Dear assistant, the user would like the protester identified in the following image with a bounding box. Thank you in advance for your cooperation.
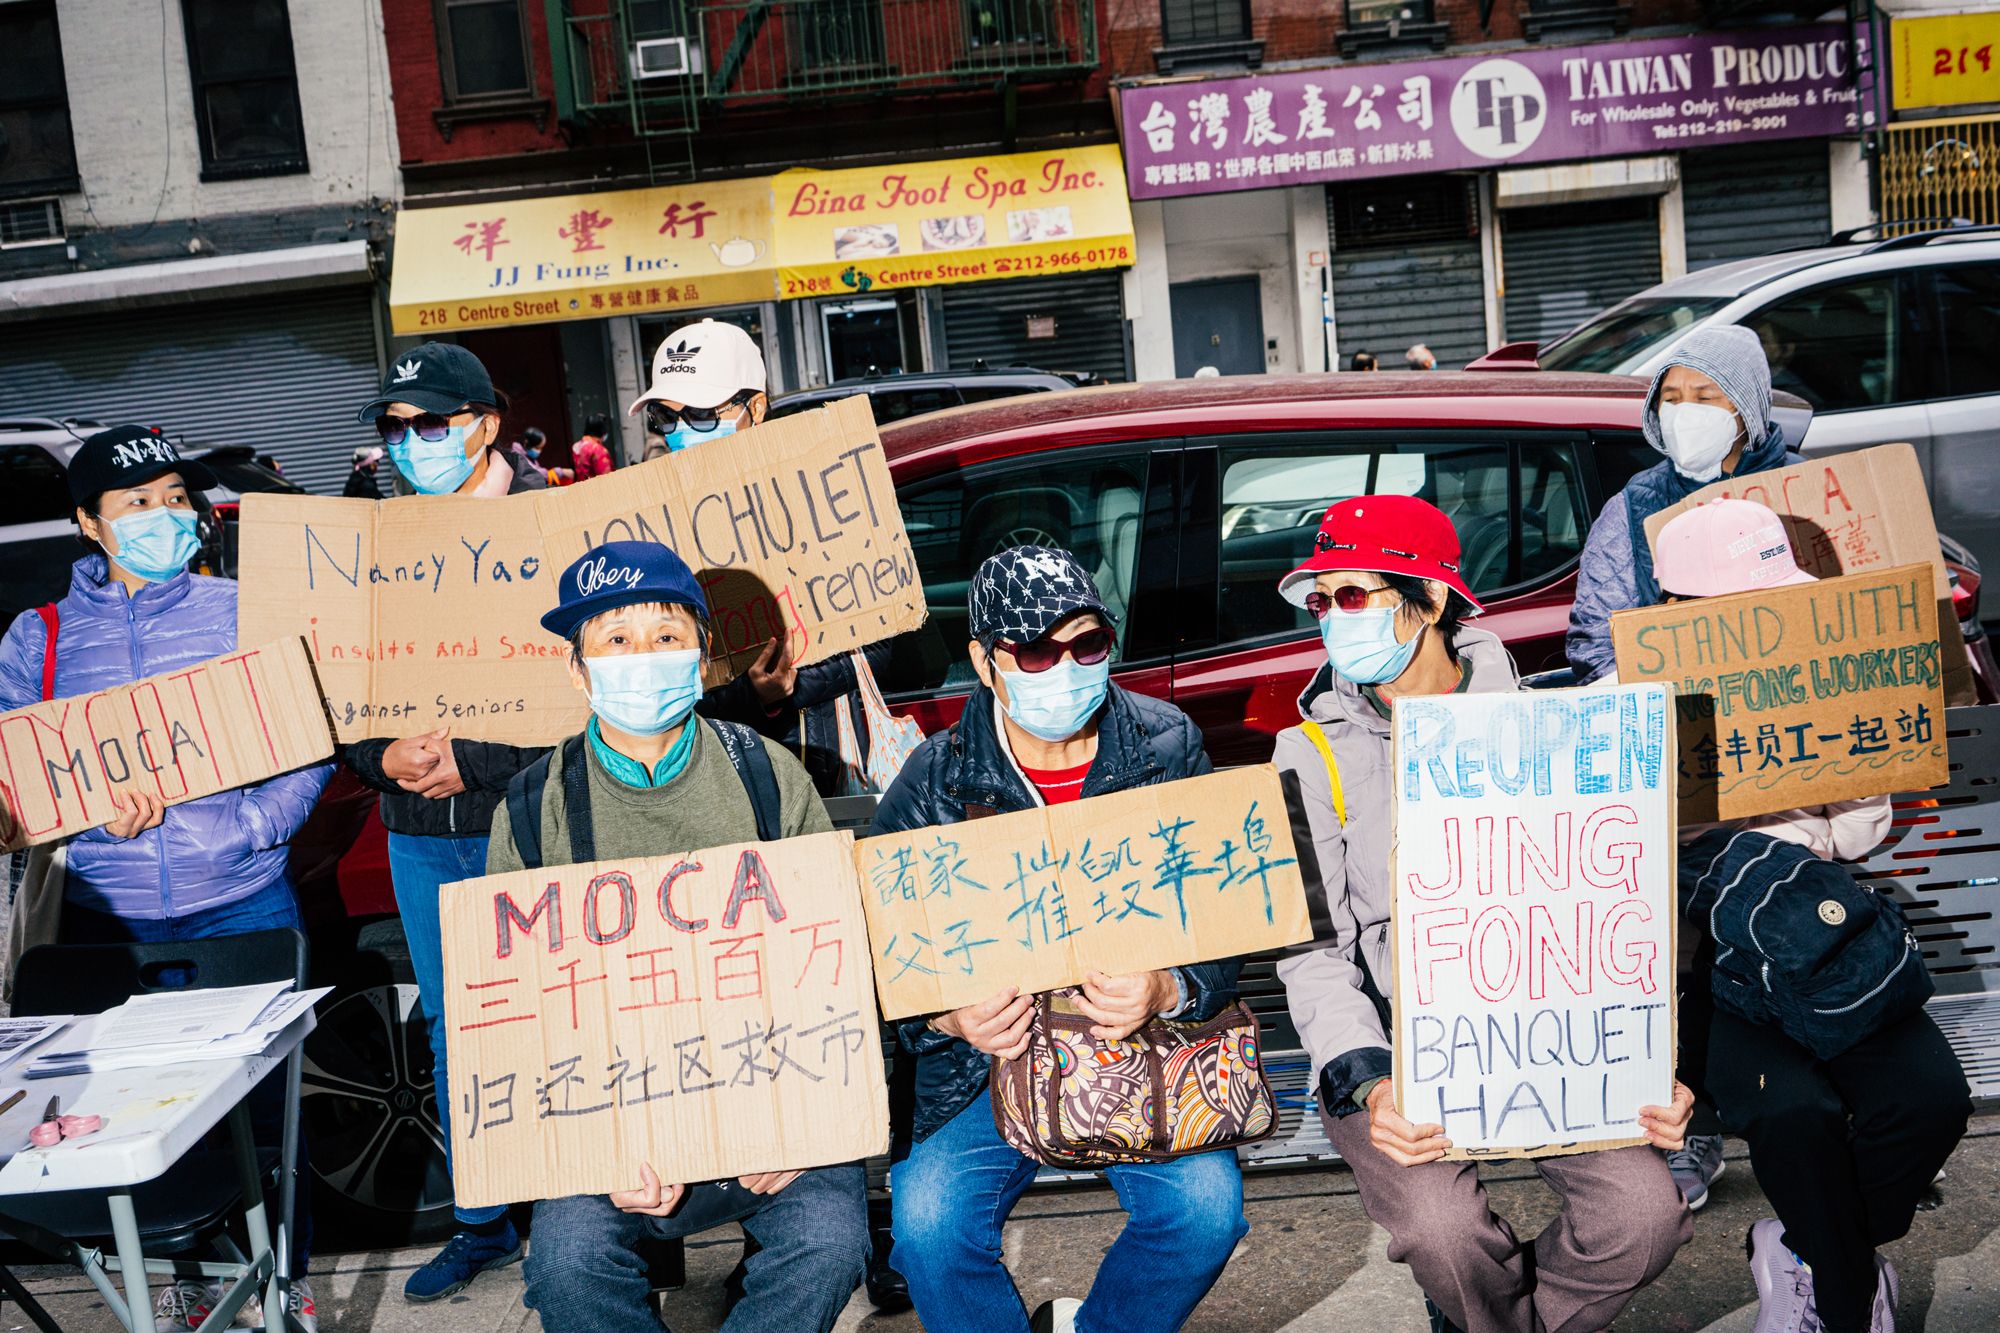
[493,541,867,1333]
[344,445,384,498]
[1404,343,1436,370]
[1349,350,1378,372]
[341,343,547,1302]
[872,545,1248,1333]
[571,413,615,479]
[0,425,333,1330]
[1652,499,1969,1333]
[1271,495,1694,1333]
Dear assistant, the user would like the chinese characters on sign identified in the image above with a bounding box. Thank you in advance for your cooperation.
[860,767,1312,1021]
[1391,684,1677,1158]
[441,830,889,1209]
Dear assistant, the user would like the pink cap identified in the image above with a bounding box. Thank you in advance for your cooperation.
[1655,498,1817,598]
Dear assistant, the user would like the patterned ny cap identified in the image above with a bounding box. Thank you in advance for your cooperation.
[967,545,1115,644]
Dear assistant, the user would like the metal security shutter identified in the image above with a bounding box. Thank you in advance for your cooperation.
[1501,198,1661,348]
[0,287,380,495]
[940,272,1131,382]
[1683,141,1831,270]
[1328,177,1487,370]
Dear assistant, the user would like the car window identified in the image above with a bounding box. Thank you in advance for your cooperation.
[1743,277,1908,413]
[1932,263,2000,398]
[1539,297,1732,374]
[958,383,1047,404]
[880,448,1154,695]
[1592,433,1659,502]
[0,447,72,527]
[1518,443,1586,583]
[869,387,961,422]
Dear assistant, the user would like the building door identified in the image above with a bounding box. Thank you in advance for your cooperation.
[459,325,573,461]
[1170,277,1263,377]
[819,294,920,380]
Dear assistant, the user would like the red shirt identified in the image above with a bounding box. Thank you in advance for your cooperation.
[572,436,613,479]
[1020,759,1092,805]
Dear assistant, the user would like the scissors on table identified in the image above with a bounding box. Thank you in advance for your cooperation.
[29,1095,101,1147]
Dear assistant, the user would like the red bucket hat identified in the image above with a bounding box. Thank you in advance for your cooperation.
[1277,494,1486,615]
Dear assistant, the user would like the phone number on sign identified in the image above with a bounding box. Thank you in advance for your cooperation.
[994,245,1133,275]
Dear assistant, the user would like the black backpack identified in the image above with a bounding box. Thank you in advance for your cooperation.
[504,718,783,870]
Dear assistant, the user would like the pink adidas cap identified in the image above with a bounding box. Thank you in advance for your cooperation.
[1655,498,1817,598]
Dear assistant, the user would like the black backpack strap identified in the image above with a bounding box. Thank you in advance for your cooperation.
[504,751,554,871]
[560,733,595,863]
[706,718,783,842]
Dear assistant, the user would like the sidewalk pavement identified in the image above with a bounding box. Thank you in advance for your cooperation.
[9,1117,1998,1331]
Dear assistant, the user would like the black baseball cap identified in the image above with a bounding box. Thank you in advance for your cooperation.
[355,341,496,421]
[67,425,216,506]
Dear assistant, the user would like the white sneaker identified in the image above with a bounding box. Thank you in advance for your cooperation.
[155,1280,212,1330]
[1871,1255,1899,1333]
[1032,1296,1082,1333]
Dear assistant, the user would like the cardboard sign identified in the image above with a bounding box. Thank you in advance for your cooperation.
[1390,684,1677,1158]
[860,766,1311,1021]
[1611,564,1947,823]
[0,638,334,853]
[238,396,927,745]
[439,829,888,1209]
[1639,443,1973,704]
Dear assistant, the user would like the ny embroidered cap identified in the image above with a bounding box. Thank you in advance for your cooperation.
[1654,497,1817,598]
[356,341,497,421]
[67,425,216,505]
[1278,494,1485,614]
[540,540,709,639]
[627,318,767,415]
[967,544,1115,646]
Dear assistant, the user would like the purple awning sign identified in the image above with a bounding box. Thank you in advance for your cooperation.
[1119,23,1862,200]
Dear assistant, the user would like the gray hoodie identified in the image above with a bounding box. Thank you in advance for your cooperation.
[1273,627,1521,1115]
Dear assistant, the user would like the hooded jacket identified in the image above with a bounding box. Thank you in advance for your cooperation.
[0,557,332,919]
[1273,627,1519,1114]
[869,681,1240,1142]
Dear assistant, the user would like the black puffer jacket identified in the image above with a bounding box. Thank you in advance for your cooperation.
[870,682,1241,1141]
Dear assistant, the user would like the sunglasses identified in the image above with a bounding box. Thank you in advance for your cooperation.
[373,411,468,446]
[997,626,1115,674]
[645,395,752,436]
[1304,585,1400,619]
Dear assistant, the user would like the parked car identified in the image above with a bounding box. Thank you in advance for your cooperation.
[1537,224,2000,596]
[766,364,1089,425]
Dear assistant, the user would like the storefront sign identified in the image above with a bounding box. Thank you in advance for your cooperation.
[389,178,778,335]
[1120,23,1859,199]
[1892,13,2000,111]
[772,146,1135,298]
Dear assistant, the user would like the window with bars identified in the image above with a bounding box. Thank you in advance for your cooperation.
[0,2,79,198]
[1161,0,1251,45]
[179,0,308,180]
[0,198,63,246]
[1331,176,1477,250]
[435,0,534,102]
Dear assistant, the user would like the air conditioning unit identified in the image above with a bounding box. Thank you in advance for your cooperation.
[631,36,703,80]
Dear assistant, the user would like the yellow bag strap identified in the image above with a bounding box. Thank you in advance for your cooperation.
[1299,720,1347,827]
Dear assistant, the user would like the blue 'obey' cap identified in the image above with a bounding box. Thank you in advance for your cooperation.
[541,541,709,639]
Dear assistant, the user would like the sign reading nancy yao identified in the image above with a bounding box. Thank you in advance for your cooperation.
[1390,683,1676,1158]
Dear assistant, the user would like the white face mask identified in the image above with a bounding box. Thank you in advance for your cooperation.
[1657,401,1740,482]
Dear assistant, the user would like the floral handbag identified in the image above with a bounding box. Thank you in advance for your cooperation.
[990,989,1277,1168]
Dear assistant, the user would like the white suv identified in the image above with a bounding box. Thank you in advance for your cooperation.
[1539,226,2000,589]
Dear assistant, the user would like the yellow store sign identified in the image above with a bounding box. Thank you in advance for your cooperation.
[387,147,1136,334]
[1894,13,2000,111]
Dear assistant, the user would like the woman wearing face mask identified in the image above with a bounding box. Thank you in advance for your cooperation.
[1271,496,1695,1333]
[870,545,1247,1333]
[1566,324,1793,687]
[0,425,334,1327]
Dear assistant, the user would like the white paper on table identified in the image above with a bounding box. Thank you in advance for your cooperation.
[80,981,292,1052]
[26,988,330,1076]
[0,1017,71,1072]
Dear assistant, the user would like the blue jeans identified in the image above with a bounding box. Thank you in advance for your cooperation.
[524,1165,868,1333]
[891,1090,1247,1333]
[385,831,506,1228]
[61,881,314,1275]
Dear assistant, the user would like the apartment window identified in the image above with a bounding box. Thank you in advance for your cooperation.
[0,2,80,197]
[1347,0,1434,24]
[180,0,308,180]
[436,0,533,102]
[1161,0,1250,46]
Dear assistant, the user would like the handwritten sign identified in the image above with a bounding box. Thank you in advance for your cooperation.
[439,830,888,1209]
[0,638,334,853]
[1611,564,1947,823]
[238,396,927,745]
[1390,684,1676,1158]
[860,766,1311,1021]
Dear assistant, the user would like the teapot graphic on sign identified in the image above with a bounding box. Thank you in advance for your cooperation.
[710,236,765,267]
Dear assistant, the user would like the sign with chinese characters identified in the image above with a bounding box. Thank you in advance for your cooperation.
[389,176,778,334]
[1611,565,1947,823]
[1893,13,2000,110]
[0,638,333,852]
[439,830,889,1209]
[859,766,1311,1021]
[1390,683,1676,1158]
[1119,24,1860,199]
[771,146,1135,298]
[239,396,926,745]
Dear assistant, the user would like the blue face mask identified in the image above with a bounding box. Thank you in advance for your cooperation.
[665,417,737,454]
[584,648,704,737]
[999,658,1111,743]
[1319,605,1423,685]
[107,507,201,583]
[388,427,479,494]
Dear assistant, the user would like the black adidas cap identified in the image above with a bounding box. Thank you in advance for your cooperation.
[356,341,497,421]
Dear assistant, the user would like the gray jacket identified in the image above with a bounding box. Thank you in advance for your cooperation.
[1273,628,1521,1115]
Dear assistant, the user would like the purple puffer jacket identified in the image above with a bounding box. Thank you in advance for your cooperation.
[0,557,332,920]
